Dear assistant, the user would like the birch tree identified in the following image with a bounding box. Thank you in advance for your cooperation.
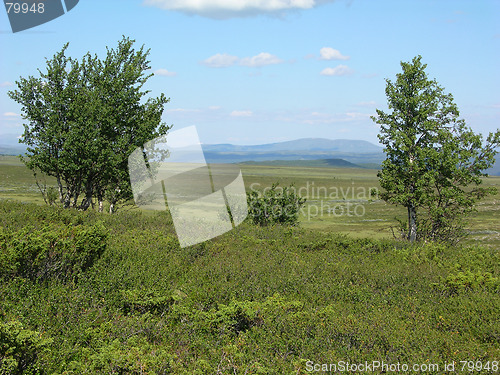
[9,36,170,212]
[372,56,499,243]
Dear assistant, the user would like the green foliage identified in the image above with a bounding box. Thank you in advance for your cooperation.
[119,288,177,315]
[0,201,498,373]
[8,36,171,212]
[369,187,379,199]
[247,183,306,226]
[442,271,499,293]
[373,55,500,243]
[0,222,107,281]
[45,187,58,206]
[70,336,174,374]
[0,320,52,375]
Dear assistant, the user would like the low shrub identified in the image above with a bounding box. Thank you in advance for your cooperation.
[247,183,306,226]
[0,320,52,375]
[0,222,107,282]
[120,288,177,315]
[439,270,499,294]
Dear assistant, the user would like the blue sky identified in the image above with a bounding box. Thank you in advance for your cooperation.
[1,0,499,147]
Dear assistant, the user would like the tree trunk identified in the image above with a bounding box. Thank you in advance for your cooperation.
[108,187,120,214]
[80,194,92,211]
[79,176,94,211]
[408,204,417,242]
[97,189,104,213]
[56,175,64,203]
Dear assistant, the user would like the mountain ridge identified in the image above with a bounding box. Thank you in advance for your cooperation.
[202,138,383,153]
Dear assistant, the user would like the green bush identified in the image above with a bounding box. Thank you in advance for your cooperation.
[46,187,58,206]
[247,183,306,226]
[440,270,499,294]
[120,288,177,315]
[0,320,52,375]
[72,336,174,374]
[0,222,107,281]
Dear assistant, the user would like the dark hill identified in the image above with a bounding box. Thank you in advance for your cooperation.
[239,158,363,168]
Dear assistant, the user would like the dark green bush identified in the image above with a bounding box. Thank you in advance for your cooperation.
[438,270,499,294]
[247,183,306,226]
[120,288,177,315]
[0,222,107,281]
[0,320,52,375]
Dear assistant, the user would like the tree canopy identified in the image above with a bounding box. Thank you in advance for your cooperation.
[372,55,500,243]
[8,36,171,212]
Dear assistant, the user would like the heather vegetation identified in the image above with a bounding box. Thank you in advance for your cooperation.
[0,199,499,374]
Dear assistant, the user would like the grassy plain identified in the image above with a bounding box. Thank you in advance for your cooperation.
[1,154,499,247]
[238,163,500,248]
[1,154,499,373]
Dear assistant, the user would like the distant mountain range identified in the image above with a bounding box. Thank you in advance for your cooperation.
[202,138,383,153]
[202,138,500,176]
[202,138,386,167]
[0,144,26,156]
[2,138,499,175]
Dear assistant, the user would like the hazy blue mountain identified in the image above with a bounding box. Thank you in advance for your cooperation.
[487,155,500,176]
[0,144,26,156]
[202,138,383,153]
[2,138,498,175]
[202,139,500,176]
[201,138,385,166]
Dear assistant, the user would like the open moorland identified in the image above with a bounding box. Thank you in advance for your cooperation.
[1,155,499,374]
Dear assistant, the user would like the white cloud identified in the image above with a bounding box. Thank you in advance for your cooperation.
[356,101,376,107]
[320,65,353,76]
[239,52,283,67]
[202,52,284,68]
[230,110,253,117]
[0,82,13,87]
[3,112,19,117]
[143,0,320,18]
[154,69,177,76]
[319,47,349,60]
[201,53,239,68]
